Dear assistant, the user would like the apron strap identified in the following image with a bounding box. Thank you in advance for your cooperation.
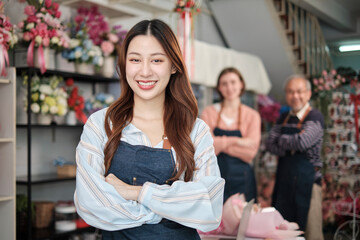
[216,103,242,130]
[282,106,312,129]
[162,135,171,150]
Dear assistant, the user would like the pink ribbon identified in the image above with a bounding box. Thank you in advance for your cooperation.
[27,40,35,67]
[177,9,195,80]
[0,44,9,76]
[27,40,47,74]
[38,44,46,74]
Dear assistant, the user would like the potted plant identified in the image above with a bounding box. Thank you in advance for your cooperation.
[16,194,35,235]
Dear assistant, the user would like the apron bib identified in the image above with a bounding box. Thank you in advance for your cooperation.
[272,107,314,231]
[213,104,257,202]
[102,141,200,240]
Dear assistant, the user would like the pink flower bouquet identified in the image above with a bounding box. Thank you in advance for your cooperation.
[312,69,346,93]
[0,1,18,76]
[18,0,69,73]
[257,94,281,123]
[74,6,127,57]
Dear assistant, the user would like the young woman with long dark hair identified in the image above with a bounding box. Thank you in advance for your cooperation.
[74,19,224,240]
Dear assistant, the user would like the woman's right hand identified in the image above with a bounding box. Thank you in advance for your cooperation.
[106,173,142,201]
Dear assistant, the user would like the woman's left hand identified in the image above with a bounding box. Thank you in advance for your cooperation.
[105,173,142,201]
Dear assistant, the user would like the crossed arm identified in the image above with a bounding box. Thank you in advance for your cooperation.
[74,114,224,232]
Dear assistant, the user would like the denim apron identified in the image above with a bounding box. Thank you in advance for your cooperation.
[272,107,314,231]
[213,105,257,203]
[102,140,200,240]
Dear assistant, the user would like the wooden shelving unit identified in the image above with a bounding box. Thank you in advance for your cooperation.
[17,67,118,240]
[0,67,16,240]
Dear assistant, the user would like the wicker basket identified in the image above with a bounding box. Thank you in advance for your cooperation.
[57,165,76,177]
[33,201,55,228]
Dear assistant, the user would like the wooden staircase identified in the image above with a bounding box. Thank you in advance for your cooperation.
[273,0,333,77]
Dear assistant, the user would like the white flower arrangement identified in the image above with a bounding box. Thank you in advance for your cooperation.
[24,74,68,116]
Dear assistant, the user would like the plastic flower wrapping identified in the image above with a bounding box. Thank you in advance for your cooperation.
[0,1,18,76]
[62,78,87,124]
[23,74,68,116]
[84,93,115,116]
[61,9,103,67]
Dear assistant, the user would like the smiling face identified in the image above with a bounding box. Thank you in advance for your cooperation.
[217,72,243,101]
[285,77,312,113]
[126,35,175,103]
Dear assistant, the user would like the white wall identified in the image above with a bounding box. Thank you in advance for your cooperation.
[209,0,295,102]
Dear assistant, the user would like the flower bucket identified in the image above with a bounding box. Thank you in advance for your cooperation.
[53,115,65,125]
[66,111,77,125]
[37,114,52,125]
[75,62,94,75]
[55,53,75,72]
[34,47,55,70]
[100,56,115,78]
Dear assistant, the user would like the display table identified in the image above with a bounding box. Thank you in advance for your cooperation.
[199,200,305,240]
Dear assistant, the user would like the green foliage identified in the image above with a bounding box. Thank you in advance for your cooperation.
[16,194,35,218]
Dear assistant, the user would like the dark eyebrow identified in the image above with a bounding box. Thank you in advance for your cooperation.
[127,52,166,57]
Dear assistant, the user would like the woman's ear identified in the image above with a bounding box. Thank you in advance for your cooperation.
[171,66,177,74]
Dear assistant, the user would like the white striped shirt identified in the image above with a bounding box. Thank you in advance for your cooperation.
[74,108,225,232]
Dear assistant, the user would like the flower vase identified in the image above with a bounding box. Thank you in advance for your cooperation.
[34,47,55,70]
[55,53,75,72]
[53,115,65,125]
[37,114,52,125]
[66,111,77,125]
[75,62,94,75]
[100,56,115,78]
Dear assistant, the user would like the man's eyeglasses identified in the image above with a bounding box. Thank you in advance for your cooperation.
[286,89,308,95]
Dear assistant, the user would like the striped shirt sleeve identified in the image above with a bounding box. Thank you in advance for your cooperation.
[138,119,225,232]
[74,109,162,231]
[277,120,324,151]
[265,124,286,156]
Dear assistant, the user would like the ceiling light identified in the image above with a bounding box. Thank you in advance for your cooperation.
[339,44,360,52]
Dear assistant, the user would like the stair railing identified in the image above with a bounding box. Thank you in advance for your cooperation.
[275,0,333,77]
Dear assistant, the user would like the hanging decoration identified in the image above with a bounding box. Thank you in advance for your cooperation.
[174,0,201,80]
[0,1,18,76]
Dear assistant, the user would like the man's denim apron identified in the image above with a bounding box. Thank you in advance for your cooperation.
[272,108,314,231]
[213,127,257,203]
[102,141,200,240]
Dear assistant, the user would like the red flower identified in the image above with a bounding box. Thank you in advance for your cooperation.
[45,0,52,9]
[66,78,74,86]
[52,2,59,11]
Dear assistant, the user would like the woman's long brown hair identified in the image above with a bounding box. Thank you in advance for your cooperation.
[104,19,198,182]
